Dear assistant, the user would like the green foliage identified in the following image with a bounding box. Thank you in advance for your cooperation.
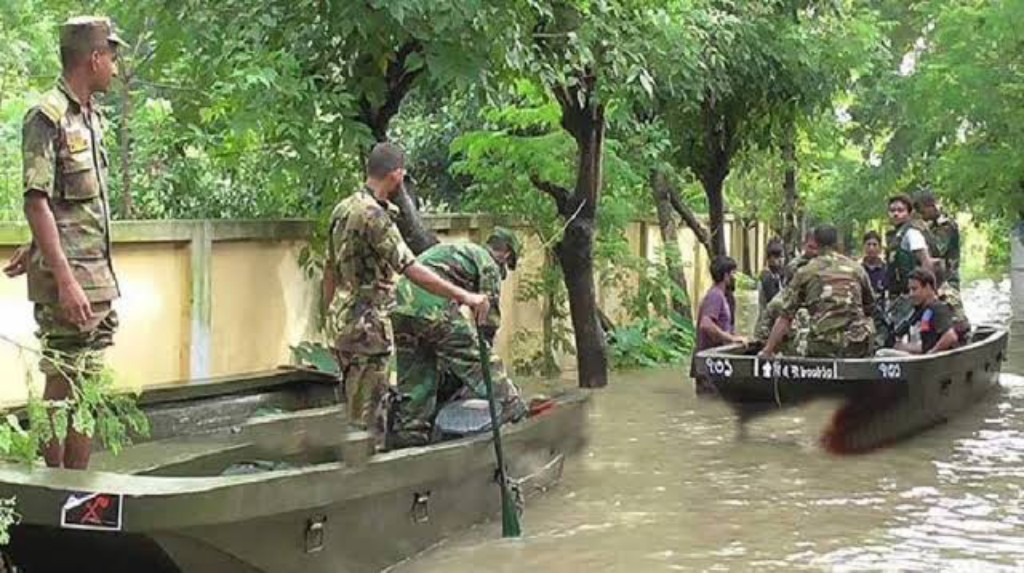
[290,341,341,376]
[23,351,150,458]
[610,315,695,370]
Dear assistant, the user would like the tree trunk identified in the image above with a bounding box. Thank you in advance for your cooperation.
[782,124,798,258]
[704,171,728,259]
[391,183,439,256]
[541,249,562,376]
[651,170,693,321]
[120,72,134,219]
[698,93,733,260]
[740,220,754,275]
[555,219,606,388]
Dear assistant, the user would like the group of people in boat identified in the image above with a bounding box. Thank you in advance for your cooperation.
[693,191,969,391]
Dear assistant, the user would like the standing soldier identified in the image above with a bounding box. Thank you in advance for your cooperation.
[760,225,875,359]
[917,190,961,288]
[389,229,527,448]
[16,17,128,469]
[323,143,489,448]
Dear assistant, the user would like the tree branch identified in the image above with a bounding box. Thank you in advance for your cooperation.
[530,174,572,215]
[667,183,713,257]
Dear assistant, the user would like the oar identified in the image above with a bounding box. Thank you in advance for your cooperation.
[476,329,522,538]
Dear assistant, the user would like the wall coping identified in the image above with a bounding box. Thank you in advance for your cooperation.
[0,211,733,246]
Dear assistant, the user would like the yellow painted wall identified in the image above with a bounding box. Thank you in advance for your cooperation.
[0,217,763,405]
[209,240,318,377]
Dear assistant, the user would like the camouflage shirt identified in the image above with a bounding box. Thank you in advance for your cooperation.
[23,78,119,303]
[327,188,416,355]
[938,282,970,333]
[929,215,961,286]
[779,251,875,349]
[394,242,503,337]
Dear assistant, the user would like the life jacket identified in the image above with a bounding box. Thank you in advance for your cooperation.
[885,219,935,296]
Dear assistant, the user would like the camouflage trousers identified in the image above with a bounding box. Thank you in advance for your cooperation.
[390,313,524,448]
[34,302,118,378]
[335,351,391,443]
[753,297,809,356]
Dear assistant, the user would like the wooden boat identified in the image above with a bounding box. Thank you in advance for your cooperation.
[694,324,1009,453]
[0,368,589,573]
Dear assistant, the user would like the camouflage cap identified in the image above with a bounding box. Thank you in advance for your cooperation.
[487,227,522,270]
[60,16,128,52]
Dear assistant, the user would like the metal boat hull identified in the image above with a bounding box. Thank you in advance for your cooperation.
[1,370,589,572]
[695,325,1009,453]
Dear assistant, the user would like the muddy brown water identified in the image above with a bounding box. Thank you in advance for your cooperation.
[394,279,1023,572]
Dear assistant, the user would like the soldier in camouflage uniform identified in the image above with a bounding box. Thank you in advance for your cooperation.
[14,17,127,469]
[752,233,819,351]
[760,225,875,358]
[916,190,961,288]
[323,143,488,448]
[389,229,527,448]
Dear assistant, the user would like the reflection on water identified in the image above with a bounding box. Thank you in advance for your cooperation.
[395,280,1024,573]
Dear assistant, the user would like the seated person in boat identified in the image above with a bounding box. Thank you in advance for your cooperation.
[389,229,527,448]
[691,256,747,393]
[757,240,785,313]
[934,260,970,337]
[890,268,963,354]
[760,225,876,358]
[861,230,887,298]
[785,231,821,282]
[752,232,820,346]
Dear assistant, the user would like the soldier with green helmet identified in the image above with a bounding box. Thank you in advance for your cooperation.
[388,228,527,448]
[323,142,489,449]
[10,16,128,469]
[760,225,876,358]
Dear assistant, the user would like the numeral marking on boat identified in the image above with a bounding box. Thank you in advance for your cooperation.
[705,357,733,377]
[877,363,902,379]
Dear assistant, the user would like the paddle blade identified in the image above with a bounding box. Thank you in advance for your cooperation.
[500,490,522,538]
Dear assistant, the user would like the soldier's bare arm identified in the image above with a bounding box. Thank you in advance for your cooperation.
[22,113,92,324]
[367,204,490,322]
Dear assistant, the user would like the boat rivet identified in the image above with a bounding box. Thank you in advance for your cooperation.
[305,514,327,553]
[411,491,431,524]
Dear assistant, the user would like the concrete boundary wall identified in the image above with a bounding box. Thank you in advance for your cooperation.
[0,215,765,404]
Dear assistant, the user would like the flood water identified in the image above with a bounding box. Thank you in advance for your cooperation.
[394,279,1023,573]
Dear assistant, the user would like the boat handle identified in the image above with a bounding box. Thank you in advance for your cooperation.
[305,515,327,553]
[411,491,431,524]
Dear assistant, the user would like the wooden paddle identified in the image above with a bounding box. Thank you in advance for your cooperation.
[476,330,522,538]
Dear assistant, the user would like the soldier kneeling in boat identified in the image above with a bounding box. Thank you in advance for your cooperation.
[881,268,963,355]
[388,229,528,449]
[752,232,820,354]
[759,225,876,359]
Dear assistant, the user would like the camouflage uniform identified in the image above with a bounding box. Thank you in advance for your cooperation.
[938,282,970,336]
[929,215,961,288]
[24,48,124,377]
[390,239,525,448]
[753,254,813,352]
[778,251,875,358]
[327,188,416,440]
